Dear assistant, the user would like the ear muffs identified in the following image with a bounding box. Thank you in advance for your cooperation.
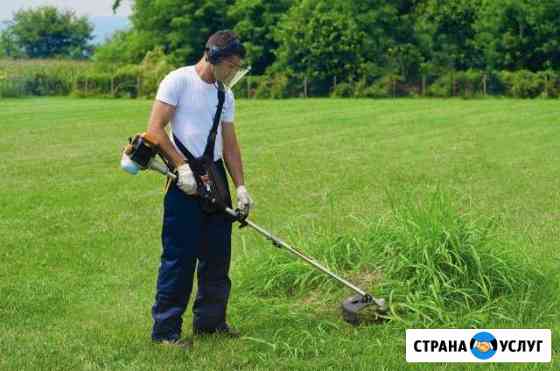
[206,45,222,65]
[205,38,245,65]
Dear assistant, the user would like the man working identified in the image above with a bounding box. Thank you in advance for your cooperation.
[145,30,253,347]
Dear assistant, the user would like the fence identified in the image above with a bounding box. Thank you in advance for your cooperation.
[236,70,560,99]
[2,69,559,99]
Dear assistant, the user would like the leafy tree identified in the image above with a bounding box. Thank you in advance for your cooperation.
[475,0,560,71]
[413,0,483,70]
[228,0,293,75]
[1,6,93,59]
[0,27,23,58]
[273,0,367,94]
[93,30,157,67]
[354,0,425,80]
[127,0,234,65]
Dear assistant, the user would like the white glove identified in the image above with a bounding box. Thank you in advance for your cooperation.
[176,163,197,195]
[236,185,254,215]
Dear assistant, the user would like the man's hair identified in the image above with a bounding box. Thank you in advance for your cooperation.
[205,30,246,61]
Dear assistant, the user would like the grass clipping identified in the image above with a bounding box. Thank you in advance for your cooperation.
[238,190,544,326]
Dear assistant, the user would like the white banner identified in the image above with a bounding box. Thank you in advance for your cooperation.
[406,329,551,363]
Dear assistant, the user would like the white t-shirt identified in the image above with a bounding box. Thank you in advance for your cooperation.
[156,65,235,160]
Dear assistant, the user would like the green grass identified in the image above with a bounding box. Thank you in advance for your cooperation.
[1,97,559,370]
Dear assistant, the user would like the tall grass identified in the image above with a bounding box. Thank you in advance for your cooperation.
[376,189,545,326]
[238,188,551,327]
[0,59,93,97]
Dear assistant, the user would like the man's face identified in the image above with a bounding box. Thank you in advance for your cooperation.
[213,55,243,82]
[212,55,250,89]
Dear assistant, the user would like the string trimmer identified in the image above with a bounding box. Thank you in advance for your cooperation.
[121,133,387,324]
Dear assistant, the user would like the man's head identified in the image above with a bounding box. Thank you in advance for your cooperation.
[205,30,250,89]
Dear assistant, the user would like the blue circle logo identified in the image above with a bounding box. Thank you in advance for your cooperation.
[470,332,498,360]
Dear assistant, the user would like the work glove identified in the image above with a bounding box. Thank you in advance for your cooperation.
[176,163,197,195]
[236,185,254,217]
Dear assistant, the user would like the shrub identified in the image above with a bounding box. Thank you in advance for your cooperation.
[254,72,299,99]
[72,72,112,97]
[499,70,544,98]
[538,70,560,98]
[0,78,25,97]
[330,82,353,97]
[23,72,71,96]
[138,47,175,98]
[113,64,140,98]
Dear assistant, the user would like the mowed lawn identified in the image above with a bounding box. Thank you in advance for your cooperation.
[0,97,558,370]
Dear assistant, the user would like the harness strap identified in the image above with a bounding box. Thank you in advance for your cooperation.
[173,82,226,164]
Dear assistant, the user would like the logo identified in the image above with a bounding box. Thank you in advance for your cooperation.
[470,332,498,360]
[406,329,551,363]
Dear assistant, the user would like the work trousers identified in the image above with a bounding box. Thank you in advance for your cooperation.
[151,160,233,341]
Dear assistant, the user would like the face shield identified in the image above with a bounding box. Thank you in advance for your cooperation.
[214,59,251,90]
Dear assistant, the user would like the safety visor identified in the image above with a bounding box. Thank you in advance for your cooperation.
[222,63,251,90]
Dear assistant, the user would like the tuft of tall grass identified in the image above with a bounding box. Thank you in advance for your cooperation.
[237,188,550,327]
[374,189,544,326]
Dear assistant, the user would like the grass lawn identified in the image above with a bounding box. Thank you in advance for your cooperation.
[1,97,558,370]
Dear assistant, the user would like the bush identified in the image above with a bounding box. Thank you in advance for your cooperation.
[113,64,140,98]
[330,82,353,97]
[23,72,71,96]
[427,73,451,97]
[0,78,25,97]
[138,47,175,98]
[72,72,112,97]
[351,75,408,98]
[428,70,486,98]
[459,69,483,98]
[254,72,299,99]
[538,70,560,98]
[499,70,544,98]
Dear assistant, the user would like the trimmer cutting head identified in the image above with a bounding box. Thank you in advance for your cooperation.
[341,294,388,325]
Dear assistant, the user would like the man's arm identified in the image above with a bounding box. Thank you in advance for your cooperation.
[222,121,244,187]
[146,100,186,169]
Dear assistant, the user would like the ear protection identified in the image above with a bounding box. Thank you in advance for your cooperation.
[205,37,245,65]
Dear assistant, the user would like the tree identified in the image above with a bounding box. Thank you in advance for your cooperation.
[2,6,93,59]
[128,0,234,65]
[475,0,560,71]
[93,30,157,66]
[0,26,23,58]
[413,0,484,71]
[351,0,424,80]
[273,0,368,94]
[228,0,294,75]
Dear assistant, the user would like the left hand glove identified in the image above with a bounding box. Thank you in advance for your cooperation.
[236,185,254,216]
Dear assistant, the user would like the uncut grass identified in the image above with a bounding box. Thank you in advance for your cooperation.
[238,188,553,328]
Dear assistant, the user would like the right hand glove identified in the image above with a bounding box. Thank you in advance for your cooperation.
[176,163,197,195]
[236,185,254,217]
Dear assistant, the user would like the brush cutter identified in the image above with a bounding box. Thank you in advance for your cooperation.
[120,134,387,324]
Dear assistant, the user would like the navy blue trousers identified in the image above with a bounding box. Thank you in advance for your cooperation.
[151,160,233,341]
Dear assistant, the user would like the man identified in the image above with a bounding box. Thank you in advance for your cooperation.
[145,30,253,347]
